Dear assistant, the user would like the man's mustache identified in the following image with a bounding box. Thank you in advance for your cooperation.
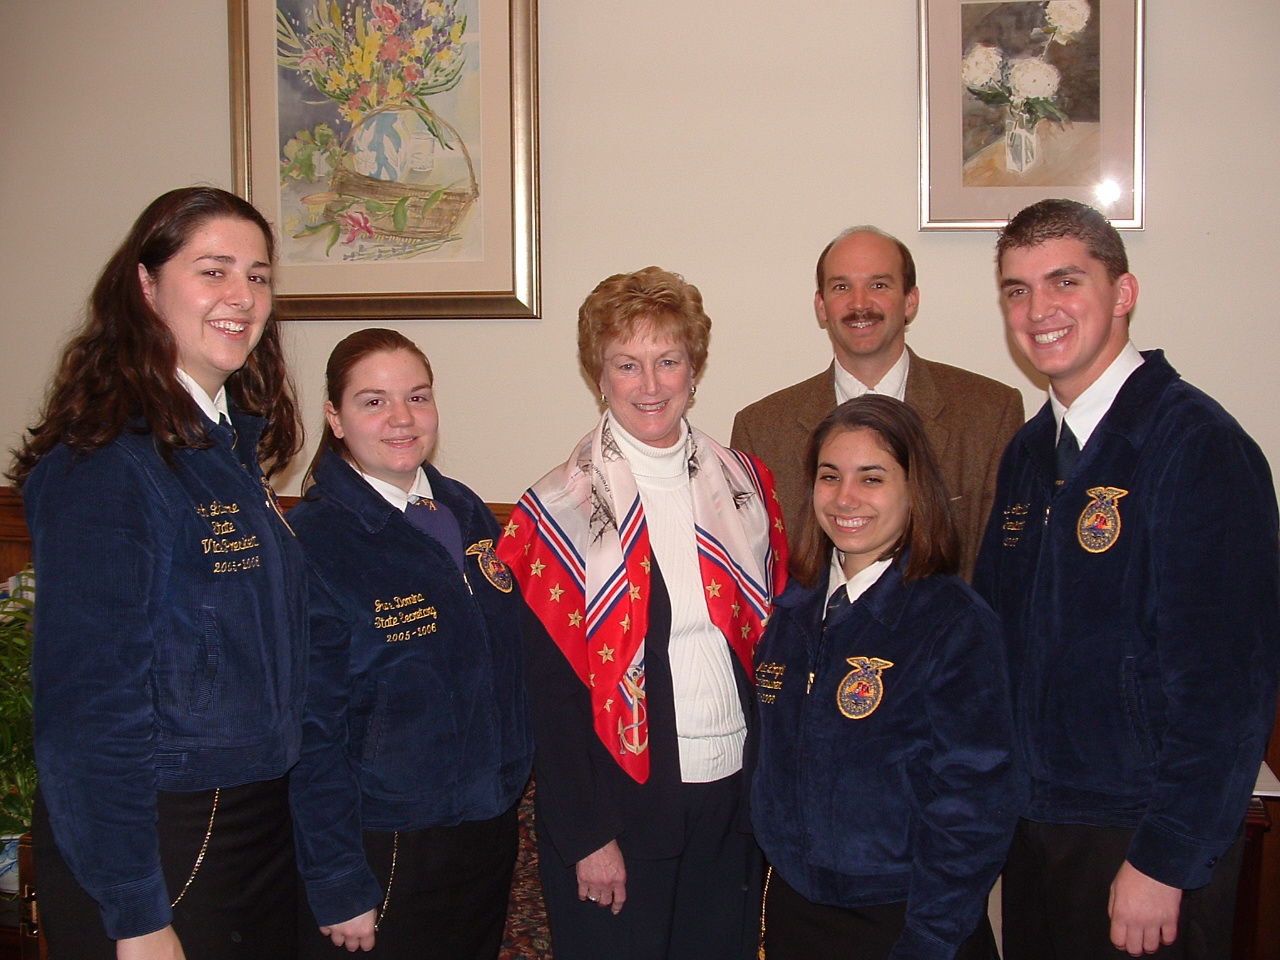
[840,309,885,324]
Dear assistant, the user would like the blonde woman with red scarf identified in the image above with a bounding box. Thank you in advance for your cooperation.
[500,267,787,960]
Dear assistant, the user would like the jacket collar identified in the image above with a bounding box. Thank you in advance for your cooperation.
[1089,349,1178,446]
[789,365,837,438]
[165,407,266,467]
[775,558,909,631]
[901,346,942,421]
[1018,349,1179,479]
[793,347,944,458]
[902,347,953,461]
[310,448,475,536]
[812,347,936,416]
[812,347,950,462]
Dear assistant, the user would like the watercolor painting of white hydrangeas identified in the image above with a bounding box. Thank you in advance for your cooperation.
[960,0,1096,176]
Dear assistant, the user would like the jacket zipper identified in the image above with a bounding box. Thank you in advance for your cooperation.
[807,603,835,695]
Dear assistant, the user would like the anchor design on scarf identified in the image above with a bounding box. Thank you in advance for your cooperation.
[616,661,648,756]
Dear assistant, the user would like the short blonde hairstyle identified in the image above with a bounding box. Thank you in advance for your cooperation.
[577,266,711,384]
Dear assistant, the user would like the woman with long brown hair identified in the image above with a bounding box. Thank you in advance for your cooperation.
[9,186,306,959]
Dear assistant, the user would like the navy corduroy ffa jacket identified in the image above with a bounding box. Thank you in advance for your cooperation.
[752,563,1017,960]
[26,412,307,940]
[287,450,533,927]
[974,350,1280,890]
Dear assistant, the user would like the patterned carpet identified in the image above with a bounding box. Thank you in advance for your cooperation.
[500,778,552,959]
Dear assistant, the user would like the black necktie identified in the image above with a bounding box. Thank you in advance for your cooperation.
[825,585,850,624]
[1056,422,1080,483]
[405,497,465,571]
[211,415,249,471]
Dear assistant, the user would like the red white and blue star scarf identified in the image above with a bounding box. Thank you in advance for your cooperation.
[498,414,788,783]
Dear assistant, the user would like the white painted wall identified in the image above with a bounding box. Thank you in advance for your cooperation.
[2,1,1277,500]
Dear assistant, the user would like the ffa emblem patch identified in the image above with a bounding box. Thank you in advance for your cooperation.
[836,657,894,719]
[466,539,514,593]
[1077,486,1129,553]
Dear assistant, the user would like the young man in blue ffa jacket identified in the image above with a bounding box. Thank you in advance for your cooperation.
[974,198,1280,959]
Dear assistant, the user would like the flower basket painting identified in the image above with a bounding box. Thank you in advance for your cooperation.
[276,0,480,258]
[919,0,1143,229]
[231,0,540,319]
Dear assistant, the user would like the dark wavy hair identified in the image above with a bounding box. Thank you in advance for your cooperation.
[303,328,434,490]
[8,187,300,486]
[790,395,959,588]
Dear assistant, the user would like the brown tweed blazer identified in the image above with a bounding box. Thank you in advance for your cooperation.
[730,347,1025,581]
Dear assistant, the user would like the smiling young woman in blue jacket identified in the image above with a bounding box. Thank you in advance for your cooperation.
[287,329,533,959]
[751,396,1018,960]
[9,187,306,959]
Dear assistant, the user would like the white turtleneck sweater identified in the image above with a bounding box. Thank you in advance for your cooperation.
[609,414,746,783]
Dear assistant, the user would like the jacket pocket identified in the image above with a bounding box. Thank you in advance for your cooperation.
[360,681,389,763]
[189,606,221,715]
[359,665,461,803]
[1119,656,1157,767]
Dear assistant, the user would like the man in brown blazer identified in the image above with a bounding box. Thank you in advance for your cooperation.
[731,226,1024,580]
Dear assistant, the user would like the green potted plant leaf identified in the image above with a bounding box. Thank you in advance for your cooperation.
[0,572,35,896]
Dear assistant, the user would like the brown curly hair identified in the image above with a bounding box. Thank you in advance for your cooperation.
[577,267,711,386]
[996,198,1129,281]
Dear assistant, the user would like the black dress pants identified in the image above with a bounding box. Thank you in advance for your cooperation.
[298,802,519,960]
[34,779,297,959]
[1001,818,1244,960]
[539,772,762,960]
[761,867,999,960]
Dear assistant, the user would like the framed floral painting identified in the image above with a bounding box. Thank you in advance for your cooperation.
[919,0,1144,230]
[229,0,540,318]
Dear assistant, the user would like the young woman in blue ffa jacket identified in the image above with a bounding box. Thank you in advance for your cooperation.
[287,329,533,958]
[9,187,307,959]
[751,396,1018,960]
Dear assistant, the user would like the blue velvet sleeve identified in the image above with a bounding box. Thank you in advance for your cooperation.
[26,445,172,939]
[1128,422,1280,887]
[896,595,1018,959]
[288,566,384,928]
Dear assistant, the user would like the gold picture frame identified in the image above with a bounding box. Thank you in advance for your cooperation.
[229,0,540,318]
